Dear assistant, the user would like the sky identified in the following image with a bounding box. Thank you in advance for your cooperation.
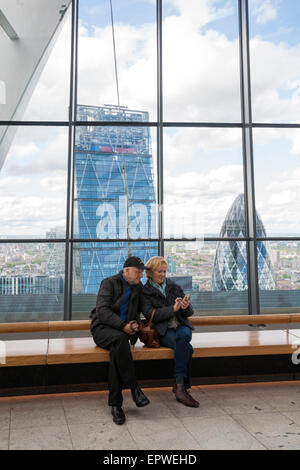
[1,0,300,238]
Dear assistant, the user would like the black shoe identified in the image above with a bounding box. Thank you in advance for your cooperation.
[111,406,126,425]
[131,385,150,407]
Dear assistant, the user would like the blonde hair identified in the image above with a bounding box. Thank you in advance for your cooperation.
[145,256,168,279]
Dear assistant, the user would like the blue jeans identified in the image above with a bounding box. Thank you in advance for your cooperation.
[159,325,193,389]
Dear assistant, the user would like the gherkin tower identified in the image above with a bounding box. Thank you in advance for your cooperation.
[211,194,276,291]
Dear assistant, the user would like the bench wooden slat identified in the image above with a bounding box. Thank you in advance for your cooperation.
[47,337,174,364]
[1,330,299,368]
[0,339,48,367]
[191,314,300,326]
[46,330,299,365]
[192,330,295,357]
[2,313,300,334]
[48,320,91,331]
[0,322,49,333]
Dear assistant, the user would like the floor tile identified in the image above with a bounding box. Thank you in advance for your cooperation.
[126,417,201,450]
[0,428,9,450]
[9,425,73,450]
[181,415,266,450]
[201,388,275,415]
[2,382,300,450]
[232,411,300,450]
[252,385,300,411]
[281,410,300,426]
[122,389,175,421]
[10,397,67,429]
[62,393,111,424]
[69,421,138,450]
[0,401,11,429]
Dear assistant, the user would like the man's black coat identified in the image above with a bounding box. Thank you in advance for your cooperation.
[90,271,142,344]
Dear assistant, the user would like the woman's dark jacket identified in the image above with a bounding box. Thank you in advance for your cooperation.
[90,271,142,345]
[142,278,194,337]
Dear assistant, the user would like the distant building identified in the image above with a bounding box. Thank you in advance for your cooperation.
[168,276,192,291]
[167,255,176,274]
[74,104,158,293]
[0,275,63,295]
[212,194,276,291]
[46,227,65,276]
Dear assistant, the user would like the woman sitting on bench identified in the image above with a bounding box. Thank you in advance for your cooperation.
[142,256,199,408]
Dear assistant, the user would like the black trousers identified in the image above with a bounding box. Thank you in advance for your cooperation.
[92,326,137,406]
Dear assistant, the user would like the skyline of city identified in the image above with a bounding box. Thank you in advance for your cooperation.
[2,237,300,294]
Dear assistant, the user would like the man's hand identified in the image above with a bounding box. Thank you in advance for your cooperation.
[123,321,139,335]
[129,320,140,332]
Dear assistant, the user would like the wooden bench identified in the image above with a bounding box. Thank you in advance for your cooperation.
[1,314,300,367]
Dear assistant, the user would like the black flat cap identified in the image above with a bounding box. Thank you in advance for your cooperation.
[123,256,150,270]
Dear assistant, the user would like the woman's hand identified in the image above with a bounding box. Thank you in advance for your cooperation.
[173,297,183,312]
[180,296,190,310]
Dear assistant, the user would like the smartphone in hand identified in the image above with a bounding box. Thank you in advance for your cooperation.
[182,294,190,302]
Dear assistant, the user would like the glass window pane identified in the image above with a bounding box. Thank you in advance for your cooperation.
[165,241,248,315]
[74,118,158,242]
[0,242,65,322]
[253,128,300,237]
[163,128,244,238]
[163,0,240,122]
[72,242,158,313]
[0,0,71,121]
[0,126,68,238]
[259,240,300,312]
[77,0,156,121]
[249,0,300,123]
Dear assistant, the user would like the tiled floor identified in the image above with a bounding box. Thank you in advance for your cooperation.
[2,381,300,450]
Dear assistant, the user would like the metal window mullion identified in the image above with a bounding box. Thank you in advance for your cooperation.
[239,0,260,315]
[64,0,78,321]
[157,0,164,256]
[69,0,79,320]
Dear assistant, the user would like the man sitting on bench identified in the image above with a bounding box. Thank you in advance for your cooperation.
[90,256,150,425]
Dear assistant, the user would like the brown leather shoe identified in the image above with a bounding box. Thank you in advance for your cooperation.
[172,384,200,407]
[173,384,199,408]
[185,389,200,407]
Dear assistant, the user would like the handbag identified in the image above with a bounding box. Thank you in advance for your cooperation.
[138,309,160,348]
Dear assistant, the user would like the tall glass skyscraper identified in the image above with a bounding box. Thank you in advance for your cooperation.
[74,105,158,293]
[212,194,276,291]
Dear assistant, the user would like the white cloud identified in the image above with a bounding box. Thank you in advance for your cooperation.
[4,129,68,176]
[250,37,300,123]
[256,166,300,234]
[164,164,243,235]
[2,0,300,236]
[251,0,278,24]
[10,142,39,159]
[268,190,291,205]
[166,0,234,29]
[0,196,66,236]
